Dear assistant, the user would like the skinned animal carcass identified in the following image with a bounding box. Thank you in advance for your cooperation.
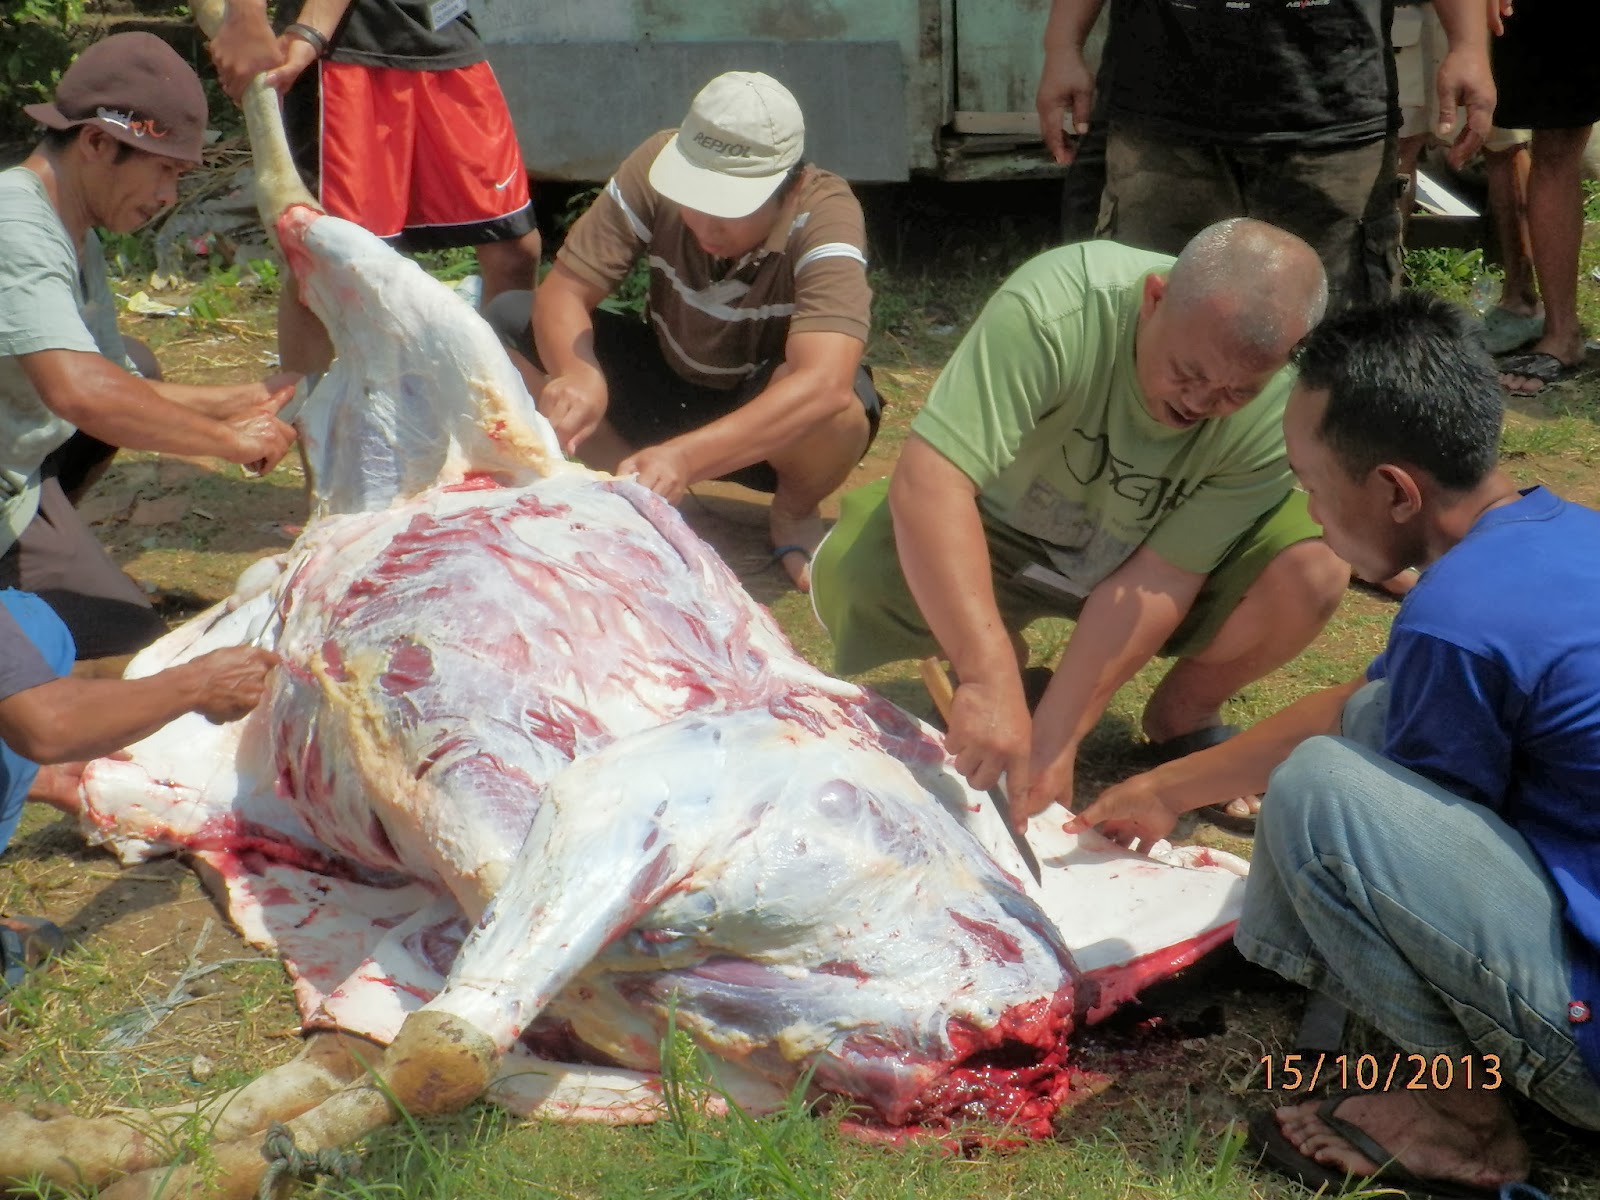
[0,45,1248,1200]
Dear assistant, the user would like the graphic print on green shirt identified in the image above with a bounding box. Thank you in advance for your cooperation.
[911,242,1295,593]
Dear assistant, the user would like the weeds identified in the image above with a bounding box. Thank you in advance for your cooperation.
[1402,245,1486,305]
[658,1017,834,1200]
[0,0,83,141]
[413,246,479,285]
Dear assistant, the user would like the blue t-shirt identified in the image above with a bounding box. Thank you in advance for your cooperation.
[0,593,59,703]
[1368,487,1600,1082]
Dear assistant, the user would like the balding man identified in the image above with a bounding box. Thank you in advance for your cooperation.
[812,219,1350,830]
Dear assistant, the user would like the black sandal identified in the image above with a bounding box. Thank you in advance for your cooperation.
[0,915,66,996]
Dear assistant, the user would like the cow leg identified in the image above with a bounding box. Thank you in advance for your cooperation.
[0,1031,367,1191]
[423,714,766,1049]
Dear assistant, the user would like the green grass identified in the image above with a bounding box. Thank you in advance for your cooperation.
[1402,244,1486,307]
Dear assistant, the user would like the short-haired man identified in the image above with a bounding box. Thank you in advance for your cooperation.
[1,33,298,659]
[1073,292,1600,1191]
[486,72,879,592]
[812,219,1350,829]
[0,586,279,993]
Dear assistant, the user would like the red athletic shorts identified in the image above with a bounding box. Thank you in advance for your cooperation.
[313,60,534,250]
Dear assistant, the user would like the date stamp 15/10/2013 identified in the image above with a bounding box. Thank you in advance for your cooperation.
[1259,1052,1503,1093]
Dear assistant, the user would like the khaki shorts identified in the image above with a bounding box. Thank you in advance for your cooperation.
[811,480,1322,676]
[1097,125,1395,312]
[1395,8,1529,151]
[1394,6,1451,141]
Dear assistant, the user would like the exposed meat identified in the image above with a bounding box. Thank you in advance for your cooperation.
[1,190,1246,1196]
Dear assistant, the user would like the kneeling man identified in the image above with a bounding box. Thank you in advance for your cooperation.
[1075,292,1600,1192]
[812,218,1350,828]
[2,33,299,659]
[486,71,879,591]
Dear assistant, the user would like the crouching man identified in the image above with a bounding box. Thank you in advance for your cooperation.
[1,33,299,660]
[812,219,1350,831]
[1073,292,1600,1193]
[1,587,277,991]
[485,71,879,592]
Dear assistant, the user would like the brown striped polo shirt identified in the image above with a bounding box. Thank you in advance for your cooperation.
[556,130,872,391]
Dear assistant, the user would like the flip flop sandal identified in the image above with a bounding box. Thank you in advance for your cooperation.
[0,916,66,996]
[769,543,812,568]
[1498,351,1580,396]
[768,543,814,590]
[1247,1092,1552,1200]
[1143,724,1256,834]
[1481,308,1544,356]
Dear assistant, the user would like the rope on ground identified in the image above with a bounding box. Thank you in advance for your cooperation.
[258,1121,362,1199]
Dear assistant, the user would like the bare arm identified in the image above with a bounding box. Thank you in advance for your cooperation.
[262,0,358,92]
[1430,0,1497,165]
[20,350,296,466]
[1015,544,1205,823]
[205,0,284,100]
[889,435,1031,796]
[19,349,296,469]
[0,646,279,764]
[148,373,300,419]
[1035,0,1106,163]
[530,263,611,455]
[1068,676,1366,848]
[620,330,864,502]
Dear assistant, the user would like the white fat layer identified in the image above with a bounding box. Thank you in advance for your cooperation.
[77,204,1247,1127]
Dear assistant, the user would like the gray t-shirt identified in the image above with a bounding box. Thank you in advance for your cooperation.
[0,166,134,553]
[0,601,60,702]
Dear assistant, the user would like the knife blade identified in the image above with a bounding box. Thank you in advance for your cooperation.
[918,656,1044,886]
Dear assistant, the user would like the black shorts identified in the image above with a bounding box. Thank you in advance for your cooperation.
[1491,6,1600,130]
[484,295,882,494]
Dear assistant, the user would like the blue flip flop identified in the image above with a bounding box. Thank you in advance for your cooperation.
[1481,308,1544,356]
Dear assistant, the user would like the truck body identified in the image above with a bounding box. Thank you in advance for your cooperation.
[475,0,1105,183]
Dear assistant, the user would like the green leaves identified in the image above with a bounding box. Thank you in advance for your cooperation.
[0,0,84,141]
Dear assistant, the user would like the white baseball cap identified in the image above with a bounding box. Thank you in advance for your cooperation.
[648,72,805,219]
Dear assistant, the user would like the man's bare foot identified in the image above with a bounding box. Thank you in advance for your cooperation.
[27,763,89,814]
[769,508,826,593]
[1212,795,1261,820]
[1274,1089,1529,1192]
[1377,567,1419,597]
[1500,333,1586,396]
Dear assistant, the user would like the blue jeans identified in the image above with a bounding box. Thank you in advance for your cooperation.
[0,590,75,857]
[1237,681,1600,1130]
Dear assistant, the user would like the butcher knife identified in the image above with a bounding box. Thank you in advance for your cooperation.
[243,371,320,477]
[919,657,1044,885]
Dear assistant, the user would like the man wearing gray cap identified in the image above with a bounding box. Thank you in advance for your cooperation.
[0,32,299,660]
[486,71,879,592]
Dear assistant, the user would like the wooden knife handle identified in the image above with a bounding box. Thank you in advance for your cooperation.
[919,657,956,722]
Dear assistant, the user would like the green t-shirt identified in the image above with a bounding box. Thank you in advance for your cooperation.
[0,166,133,553]
[911,242,1294,592]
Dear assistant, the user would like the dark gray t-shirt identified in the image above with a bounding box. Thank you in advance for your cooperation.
[1107,0,1397,147]
[0,603,59,703]
[274,0,484,70]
